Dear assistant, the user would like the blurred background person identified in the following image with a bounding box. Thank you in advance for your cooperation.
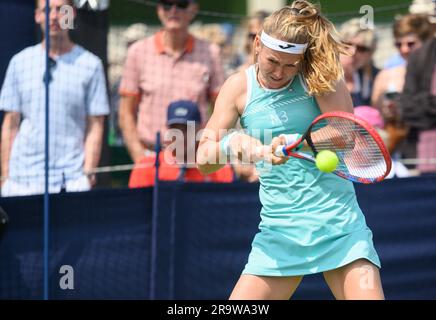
[118,0,225,165]
[382,0,434,69]
[0,0,109,197]
[354,106,410,179]
[372,14,432,161]
[339,18,379,107]
[399,2,436,175]
[128,100,234,187]
[191,23,241,77]
[238,10,269,72]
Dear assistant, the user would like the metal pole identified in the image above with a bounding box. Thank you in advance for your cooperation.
[43,0,51,301]
[149,131,161,299]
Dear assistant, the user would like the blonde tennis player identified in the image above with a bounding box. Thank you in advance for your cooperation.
[197,1,385,300]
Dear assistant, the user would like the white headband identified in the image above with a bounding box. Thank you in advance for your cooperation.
[260,31,308,54]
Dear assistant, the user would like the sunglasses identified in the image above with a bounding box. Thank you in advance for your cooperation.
[247,32,257,40]
[395,41,416,49]
[344,42,372,53]
[159,1,190,11]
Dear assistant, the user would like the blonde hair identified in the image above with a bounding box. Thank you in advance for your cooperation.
[339,18,377,50]
[262,0,347,95]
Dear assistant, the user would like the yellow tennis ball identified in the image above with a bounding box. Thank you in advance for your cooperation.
[315,150,339,173]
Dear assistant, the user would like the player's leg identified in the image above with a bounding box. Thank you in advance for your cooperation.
[323,259,385,300]
[229,274,303,300]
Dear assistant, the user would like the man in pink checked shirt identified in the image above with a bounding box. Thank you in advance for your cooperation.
[118,0,225,165]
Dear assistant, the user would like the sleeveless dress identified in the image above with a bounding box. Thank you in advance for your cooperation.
[240,65,381,276]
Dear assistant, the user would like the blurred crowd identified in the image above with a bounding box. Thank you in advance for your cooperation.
[0,0,435,196]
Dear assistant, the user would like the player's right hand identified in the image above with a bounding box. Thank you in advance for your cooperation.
[269,136,290,165]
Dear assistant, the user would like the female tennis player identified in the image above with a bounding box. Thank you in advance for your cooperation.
[197,0,385,300]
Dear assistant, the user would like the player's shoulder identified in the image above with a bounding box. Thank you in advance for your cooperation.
[218,70,246,97]
[217,70,247,107]
[224,70,247,89]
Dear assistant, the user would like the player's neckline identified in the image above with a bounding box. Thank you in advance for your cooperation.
[254,64,296,92]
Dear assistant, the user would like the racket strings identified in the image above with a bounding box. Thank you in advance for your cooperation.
[310,118,387,179]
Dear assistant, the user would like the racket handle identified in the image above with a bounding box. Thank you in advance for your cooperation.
[274,145,287,157]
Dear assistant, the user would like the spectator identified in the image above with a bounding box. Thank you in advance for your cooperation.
[0,0,109,197]
[238,10,270,71]
[128,100,233,187]
[191,23,240,77]
[339,18,379,107]
[382,0,435,69]
[372,14,432,159]
[118,0,225,165]
[399,18,436,174]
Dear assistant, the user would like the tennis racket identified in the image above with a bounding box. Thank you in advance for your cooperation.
[274,111,392,184]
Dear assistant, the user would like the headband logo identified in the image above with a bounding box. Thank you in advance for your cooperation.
[279,44,296,50]
[260,31,308,54]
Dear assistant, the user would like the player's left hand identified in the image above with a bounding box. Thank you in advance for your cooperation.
[270,136,290,165]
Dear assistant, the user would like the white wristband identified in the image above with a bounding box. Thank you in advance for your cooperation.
[220,131,240,156]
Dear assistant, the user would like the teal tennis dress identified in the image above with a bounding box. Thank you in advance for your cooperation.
[240,65,381,276]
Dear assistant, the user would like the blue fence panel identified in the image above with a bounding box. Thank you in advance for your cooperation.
[0,177,435,299]
[0,188,152,299]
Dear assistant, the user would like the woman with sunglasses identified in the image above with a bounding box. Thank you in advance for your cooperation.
[371,14,432,156]
[238,11,270,72]
[338,18,379,107]
[197,0,384,300]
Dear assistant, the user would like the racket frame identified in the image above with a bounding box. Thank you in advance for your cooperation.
[281,111,392,184]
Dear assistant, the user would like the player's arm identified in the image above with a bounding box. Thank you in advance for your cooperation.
[198,71,289,174]
[315,78,354,113]
[118,95,146,163]
[1,112,20,183]
[197,73,242,175]
[84,115,105,185]
[307,79,354,146]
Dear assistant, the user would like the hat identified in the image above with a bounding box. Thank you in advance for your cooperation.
[354,106,385,129]
[167,100,202,126]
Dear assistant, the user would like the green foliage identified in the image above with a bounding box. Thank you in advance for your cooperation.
[110,0,246,26]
